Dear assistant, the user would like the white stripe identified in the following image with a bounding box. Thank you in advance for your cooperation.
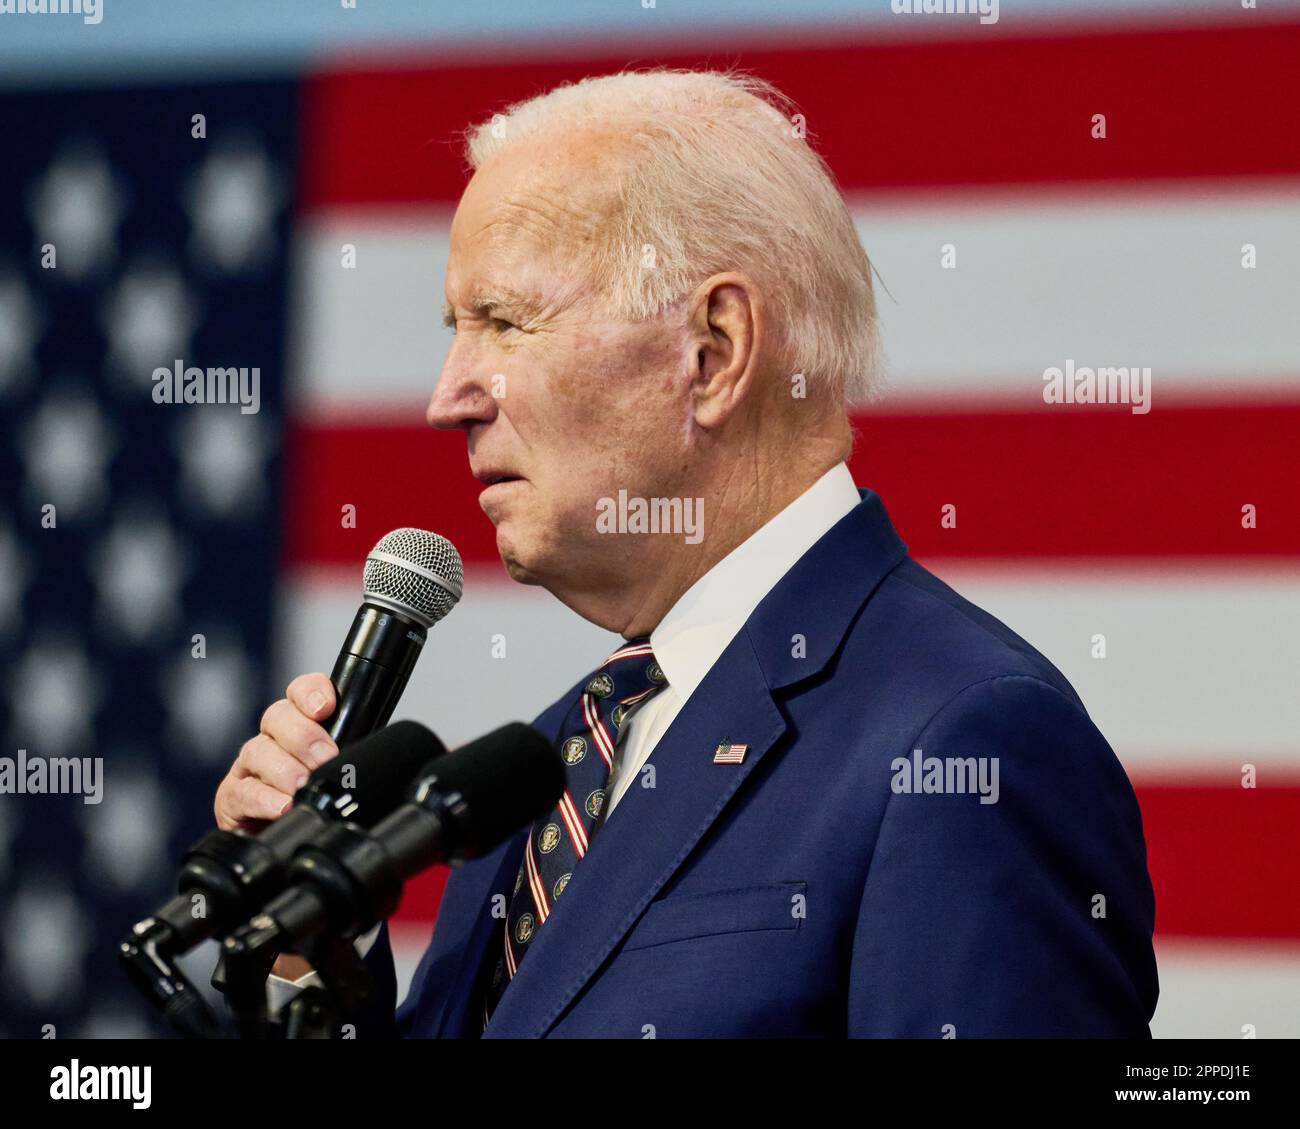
[503,931,516,979]
[279,566,1300,771]
[524,836,549,922]
[1151,939,1300,1038]
[620,687,655,707]
[291,190,1300,414]
[854,187,1300,401]
[557,792,587,858]
[926,562,1300,773]
[584,692,615,767]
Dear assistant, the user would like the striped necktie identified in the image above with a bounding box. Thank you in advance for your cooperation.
[482,637,668,1024]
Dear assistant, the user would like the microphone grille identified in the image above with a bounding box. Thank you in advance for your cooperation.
[363,528,464,627]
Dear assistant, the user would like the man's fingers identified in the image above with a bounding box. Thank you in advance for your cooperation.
[286,672,336,721]
[216,775,292,831]
[258,698,337,770]
[215,672,339,833]
[236,734,313,796]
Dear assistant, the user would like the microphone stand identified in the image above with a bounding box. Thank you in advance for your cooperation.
[216,928,280,1039]
[221,913,378,1040]
[118,919,227,1039]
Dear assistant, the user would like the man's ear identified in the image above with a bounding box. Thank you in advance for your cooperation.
[687,273,762,430]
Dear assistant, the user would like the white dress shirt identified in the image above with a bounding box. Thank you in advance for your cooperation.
[603,461,861,818]
[267,462,860,1010]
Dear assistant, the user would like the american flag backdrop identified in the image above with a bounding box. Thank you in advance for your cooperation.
[0,1,1298,1039]
[0,78,298,1036]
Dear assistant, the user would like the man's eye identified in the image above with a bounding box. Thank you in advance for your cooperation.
[490,317,516,333]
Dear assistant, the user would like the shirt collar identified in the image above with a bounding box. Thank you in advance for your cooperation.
[649,461,860,705]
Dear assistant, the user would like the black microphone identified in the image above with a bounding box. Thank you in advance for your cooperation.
[228,722,564,956]
[125,526,462,960]
[120,528,461,1036]
[124,721,447,961]
[325,527,464,745]
[120,721,448,1037]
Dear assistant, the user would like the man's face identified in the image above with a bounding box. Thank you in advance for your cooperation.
[429,134,690,593]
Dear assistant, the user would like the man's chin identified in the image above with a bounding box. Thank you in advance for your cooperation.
[495,527,543,586]
[501,557,542,585]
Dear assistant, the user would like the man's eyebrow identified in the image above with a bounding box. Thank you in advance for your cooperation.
[442,289,542,328]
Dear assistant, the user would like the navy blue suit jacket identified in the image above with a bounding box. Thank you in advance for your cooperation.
[365,488,1158,1038]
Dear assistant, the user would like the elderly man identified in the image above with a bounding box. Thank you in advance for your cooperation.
[215,69,1158,1038]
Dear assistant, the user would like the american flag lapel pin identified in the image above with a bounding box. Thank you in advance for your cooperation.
[713,740,748,765]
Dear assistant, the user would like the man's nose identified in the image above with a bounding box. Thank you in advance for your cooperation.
[426,356,497,431]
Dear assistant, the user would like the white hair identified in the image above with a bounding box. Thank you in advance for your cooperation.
[465,69,881,404]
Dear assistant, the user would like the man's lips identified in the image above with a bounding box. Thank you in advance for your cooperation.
[473,469,524,487]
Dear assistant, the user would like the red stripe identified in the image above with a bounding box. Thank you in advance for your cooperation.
[1139,780,1300,941]
[301,20,1300,209]
[558,792,588,858]
[851,400,1300,559]
[583,693,615,767]
[607,644,654,663]
[393,781,1300,940]
[395,865,450,927]
[281,401,1300,567]
[620,687,655,707]
[524,836,549,922]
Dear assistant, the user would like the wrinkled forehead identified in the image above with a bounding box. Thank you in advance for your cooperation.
[447,145,624,314]
[449,132,626,275]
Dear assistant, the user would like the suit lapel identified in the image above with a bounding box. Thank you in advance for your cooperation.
[483,631,786,1038]
[431,830,527,1037]
[431,687,582,1037]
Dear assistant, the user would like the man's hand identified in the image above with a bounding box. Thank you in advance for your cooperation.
[213,673,339,833]
[215,673,340,982]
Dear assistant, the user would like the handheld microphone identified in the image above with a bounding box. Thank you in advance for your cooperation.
[228,722,564,955]
[120,528,462,1035]
[125,527,462,959]
[325,528,464,745]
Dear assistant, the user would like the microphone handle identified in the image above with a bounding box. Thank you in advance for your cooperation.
[324,603,428,746]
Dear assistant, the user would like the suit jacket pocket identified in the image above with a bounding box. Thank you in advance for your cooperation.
[621,881,806,953]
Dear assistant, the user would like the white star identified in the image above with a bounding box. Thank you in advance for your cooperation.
[162,637,258,764]
[6,636,105,756]
[19,390,117,521]
[0,522,31,643]
[174,410,270,519]
[100,264,201,388]
[0,272,43,394]
[186,143,282,274]
[26,142,127,281]
[1,882,91,1007]
[80,763,173,891]
[90,512,189,642]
